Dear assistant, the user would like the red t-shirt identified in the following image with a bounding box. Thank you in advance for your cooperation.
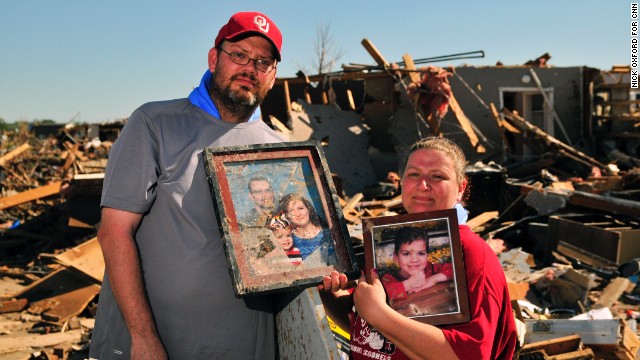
[350,225,517,360]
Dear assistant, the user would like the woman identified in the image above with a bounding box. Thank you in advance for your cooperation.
[320,137,517,360]
[277,193,337,266]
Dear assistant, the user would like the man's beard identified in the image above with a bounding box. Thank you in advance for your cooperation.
[258,199,275,213]
[209,72,266,120]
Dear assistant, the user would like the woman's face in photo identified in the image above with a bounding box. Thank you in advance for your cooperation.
[286,199,310,227]
[393,239,428,279]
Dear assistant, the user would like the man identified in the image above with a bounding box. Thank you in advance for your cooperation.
[239,176,276,227]
[89,11,284,359]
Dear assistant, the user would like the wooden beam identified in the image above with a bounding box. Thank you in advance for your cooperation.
[342,193,364,214]
[489,103,513,151]
[466,211,498,230]
[62,143,79,172]
[507,282,530,301]
[0,298,28,314]
[0,181,62,210]
[569,190,640,218]
[54,237,105,283]
[383,195,403,208]
[520,334,583,355]
[448,93,486,153]
[361,38,389,68]
[402,53,420,83]
[269,115,292,135]
[0,143,31,167]
[593,277,632,309]
[503,109,610,172]
[283,79,292,121]
[275,71,391,86]
[346,89,356,111]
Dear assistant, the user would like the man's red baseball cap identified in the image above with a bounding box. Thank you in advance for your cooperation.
[215,11,282,61]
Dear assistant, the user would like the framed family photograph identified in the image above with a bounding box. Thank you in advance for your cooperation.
[362,209,470,325]
[203,141,359,297]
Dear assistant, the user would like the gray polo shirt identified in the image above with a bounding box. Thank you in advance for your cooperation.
[89,98,284,359]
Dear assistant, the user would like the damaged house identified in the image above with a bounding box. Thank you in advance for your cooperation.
[260,46,633,209]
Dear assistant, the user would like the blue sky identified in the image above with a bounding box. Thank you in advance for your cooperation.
[0,1,627,124]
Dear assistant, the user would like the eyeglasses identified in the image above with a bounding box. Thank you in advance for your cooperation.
[251,188,274,195]
[218,48,277,74]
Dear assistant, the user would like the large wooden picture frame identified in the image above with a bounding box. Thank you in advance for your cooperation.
[362,209,470,325]
[203,141,359,297]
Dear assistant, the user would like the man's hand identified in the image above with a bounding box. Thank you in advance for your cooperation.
[131,333,168,360]
[317,270,349,292]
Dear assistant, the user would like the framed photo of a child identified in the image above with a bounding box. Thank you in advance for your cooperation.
[362,209,470,325]
[203,141,359,297]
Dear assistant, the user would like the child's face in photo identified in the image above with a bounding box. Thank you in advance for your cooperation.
[274,228,294,250]
[393,239,428,278]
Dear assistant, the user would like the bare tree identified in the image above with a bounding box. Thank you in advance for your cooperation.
[311,21,344,75]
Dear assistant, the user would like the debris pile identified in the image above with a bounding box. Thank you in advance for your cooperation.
[0,123,114,359]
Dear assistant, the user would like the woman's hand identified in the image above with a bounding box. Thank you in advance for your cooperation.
[353,269,390,328]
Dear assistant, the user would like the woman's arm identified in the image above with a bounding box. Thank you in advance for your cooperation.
[354,270,460,360]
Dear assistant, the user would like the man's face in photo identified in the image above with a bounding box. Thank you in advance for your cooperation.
[249,180,275,211]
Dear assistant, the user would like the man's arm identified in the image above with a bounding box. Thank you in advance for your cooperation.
[318,271,354,333]
[98,207,167,360]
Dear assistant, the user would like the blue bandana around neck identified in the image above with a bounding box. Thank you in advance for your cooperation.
[455,203,468,224]
[188,70,261,123]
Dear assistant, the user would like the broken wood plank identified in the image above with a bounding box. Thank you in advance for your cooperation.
[448,92,486,153]
[0,143,31,167]
[467,211,498,230]
[519,334,583,356]
[343,212,360,224]
[343,193,364,214]
[507,281,530,301]
[0,181,62,210]
[0,329,83,354]
[488,103,512,161]
[503,109,610,174]
[568,190,640,218]
[383,195,402,208]
[53,237,104,283]
[361,38,390,68]
[283,79,293,123]
[549,348,594,359]
[593,277,632,309]
[269,115,292,135]
[0,298,28,314]
[402,53,421,83]
[68,217,95,229]
[346,89,356,111]
[61,142,79,173]
[18,268,100,324]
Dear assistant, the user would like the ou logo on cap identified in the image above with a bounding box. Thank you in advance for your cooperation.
[254,15,270,33]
